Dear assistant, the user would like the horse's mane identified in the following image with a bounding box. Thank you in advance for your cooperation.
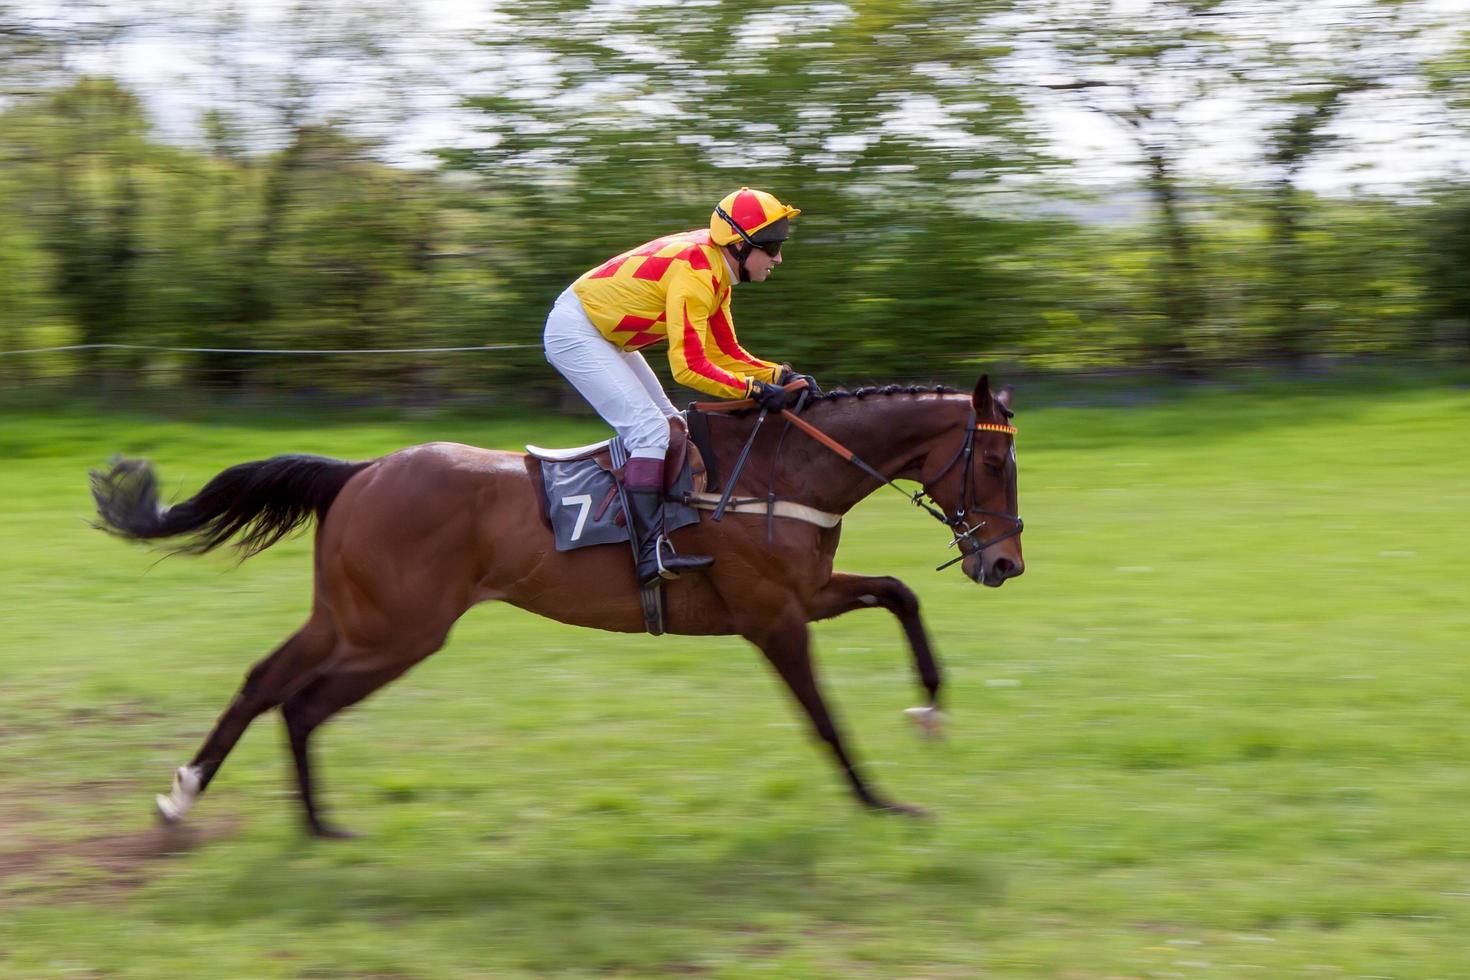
[712,384,964,419]
[813,383,1014,420]
[813,384,961,403]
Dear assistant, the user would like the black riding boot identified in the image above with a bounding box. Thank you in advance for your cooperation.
[628,488,713,587]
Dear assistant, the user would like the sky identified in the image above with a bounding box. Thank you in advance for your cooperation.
[15,0,1470,197]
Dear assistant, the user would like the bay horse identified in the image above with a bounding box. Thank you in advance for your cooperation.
[90,375,1023,836]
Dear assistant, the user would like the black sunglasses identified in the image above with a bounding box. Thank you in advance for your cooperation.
[715,203,784,259]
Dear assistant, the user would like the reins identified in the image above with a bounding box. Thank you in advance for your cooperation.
[692,384,1023,572]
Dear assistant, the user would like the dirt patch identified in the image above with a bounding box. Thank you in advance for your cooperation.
[0,720,48,740]
[0,813,241,904]
[0,778,139,845]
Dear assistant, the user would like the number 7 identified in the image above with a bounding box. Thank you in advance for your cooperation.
[561,493,593,541]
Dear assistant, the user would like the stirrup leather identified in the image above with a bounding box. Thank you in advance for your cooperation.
[640,580,665,636]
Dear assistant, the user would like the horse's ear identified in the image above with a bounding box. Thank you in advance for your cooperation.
[997,385,1014,412]
[972,374,991,411]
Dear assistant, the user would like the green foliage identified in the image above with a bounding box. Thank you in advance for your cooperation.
[1420,185,1470,354]
[0,162,61,379]
[444,0,1051,380]
[2,1,1469,401]
[6,80,150,364]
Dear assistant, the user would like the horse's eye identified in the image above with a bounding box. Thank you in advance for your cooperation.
[982,453,1006,474]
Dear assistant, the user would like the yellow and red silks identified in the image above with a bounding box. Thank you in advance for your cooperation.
[570,229,780,400]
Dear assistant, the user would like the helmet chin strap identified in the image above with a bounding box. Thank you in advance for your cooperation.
[734,244,753,282]
[715,203,764,282]
[724,243,753,283]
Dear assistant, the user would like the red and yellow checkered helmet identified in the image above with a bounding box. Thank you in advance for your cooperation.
[710,188,801,248]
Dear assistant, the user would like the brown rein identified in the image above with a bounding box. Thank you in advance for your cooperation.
[691,384,1022,570]
[691,385,1015,479]
[694,393,863,462]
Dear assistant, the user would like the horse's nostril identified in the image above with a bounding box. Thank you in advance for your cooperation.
[992,558,1021,580]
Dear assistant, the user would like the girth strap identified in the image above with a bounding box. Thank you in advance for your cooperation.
[683,492,841,528]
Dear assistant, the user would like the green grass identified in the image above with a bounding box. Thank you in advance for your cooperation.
[2,371,1469,978]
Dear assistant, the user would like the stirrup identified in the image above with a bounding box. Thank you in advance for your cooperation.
[651,534,713,582]
[654,534,680,581]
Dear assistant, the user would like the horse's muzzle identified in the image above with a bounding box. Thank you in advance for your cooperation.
[966,552,1025,587]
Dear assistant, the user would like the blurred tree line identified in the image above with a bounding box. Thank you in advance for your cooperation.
[0,0,1466,402]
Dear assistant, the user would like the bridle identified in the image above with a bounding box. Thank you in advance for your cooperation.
[774,400,1024,573]
[920,407,1024,571]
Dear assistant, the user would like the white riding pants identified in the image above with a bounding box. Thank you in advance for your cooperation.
[544,287,678,461]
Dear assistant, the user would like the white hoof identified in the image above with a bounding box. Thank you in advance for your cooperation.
[155,794,184,823]
[904,706,946,738]
[155,765,201,824]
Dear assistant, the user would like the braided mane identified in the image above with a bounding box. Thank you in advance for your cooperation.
[812,384,960,402]
[812,383,1013,419]
[702,384,971,419]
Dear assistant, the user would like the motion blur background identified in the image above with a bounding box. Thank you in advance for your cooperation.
[3,0,1468,400]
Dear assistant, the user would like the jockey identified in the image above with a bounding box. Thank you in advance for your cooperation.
[544,187,819,588]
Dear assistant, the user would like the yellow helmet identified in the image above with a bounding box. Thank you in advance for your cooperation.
[710,187,801,248]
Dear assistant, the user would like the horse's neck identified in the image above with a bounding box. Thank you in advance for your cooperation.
[786,396,961,514]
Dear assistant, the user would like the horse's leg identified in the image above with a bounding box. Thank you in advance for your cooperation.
[279,661,417,839]
[808,572,945,735]
[156,622,336,824]
[753,615,926,816]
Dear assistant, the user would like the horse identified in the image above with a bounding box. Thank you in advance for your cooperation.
[90,375,1023,836]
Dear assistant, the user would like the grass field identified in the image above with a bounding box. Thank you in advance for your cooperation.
[2,370,1469,979]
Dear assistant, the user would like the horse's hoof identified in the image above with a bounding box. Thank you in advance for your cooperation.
[868,799,931,819]
[309,823,360,840]
[155,765,201,824]
[886,802,932,818]
[155,794,185,824]
[904,706,946,739]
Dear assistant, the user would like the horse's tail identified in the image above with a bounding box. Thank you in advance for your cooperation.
[90,454,373,559]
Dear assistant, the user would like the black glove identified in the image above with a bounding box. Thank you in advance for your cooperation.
[749,379,793,412]
[777,365,823,397]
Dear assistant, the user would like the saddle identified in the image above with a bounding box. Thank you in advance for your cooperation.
[523,403,839,635]
[527,419,708,638]
[526,417,707,497]
[526,417,707,546]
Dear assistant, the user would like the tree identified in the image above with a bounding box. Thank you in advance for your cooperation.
[1,3,61,100]
[1233,0,1431,364]
[1021,0,1239,373]
[18,78,151,374]
[448,0,1047,389]
[1424,23,1470,357]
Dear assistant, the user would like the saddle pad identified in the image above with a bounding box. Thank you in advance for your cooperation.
[540,440,701,552]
